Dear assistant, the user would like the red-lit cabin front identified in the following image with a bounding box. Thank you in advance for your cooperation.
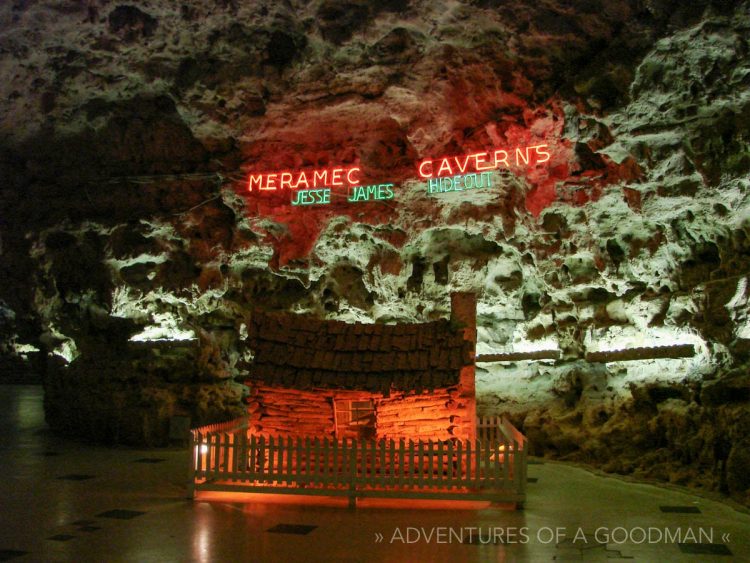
[244,292,478,443]
[188,293,528,508]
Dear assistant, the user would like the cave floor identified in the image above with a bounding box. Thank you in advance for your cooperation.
[0,385,747,562]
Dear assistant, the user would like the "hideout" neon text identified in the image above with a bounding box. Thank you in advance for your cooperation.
[427,172,492,194]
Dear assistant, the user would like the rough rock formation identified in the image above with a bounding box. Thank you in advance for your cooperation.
[1,1,749,504]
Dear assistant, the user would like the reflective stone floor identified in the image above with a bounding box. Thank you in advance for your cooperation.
[0,385,748,562]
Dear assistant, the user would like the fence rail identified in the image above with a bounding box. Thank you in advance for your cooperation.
[191,416,248,435]
[189,416,527,507]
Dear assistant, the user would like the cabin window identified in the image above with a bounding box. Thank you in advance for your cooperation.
[334,399,376,439]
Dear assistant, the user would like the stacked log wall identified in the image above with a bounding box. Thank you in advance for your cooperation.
[375,387,471,441]
[249,385,335,437]
[248,383,470,440]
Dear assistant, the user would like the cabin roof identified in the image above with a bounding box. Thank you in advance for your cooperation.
[245,310,473,394]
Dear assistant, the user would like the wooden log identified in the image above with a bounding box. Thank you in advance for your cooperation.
[260,397,331,407]
[585,344,695,363]
[377,393,451,407]
[378,421,452,433]
[377,404,450,416]
[258,420,334,432]
[377,416,450,425]
[377,398,452,410]
[376,406,453,418]
[262,407,331,417]
[255,387,334,400]
[259,428,335,439]
[384,411,463,421]
[476,350,560,362]
[261,396,331,406]
[377,426,443,435]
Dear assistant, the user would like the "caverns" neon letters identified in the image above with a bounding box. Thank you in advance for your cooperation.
[418,144,550,179]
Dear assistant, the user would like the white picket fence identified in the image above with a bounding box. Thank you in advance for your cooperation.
[188,416,527,507]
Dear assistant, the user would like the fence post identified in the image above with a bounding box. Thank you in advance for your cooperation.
[348,439,357,509]
[322,437,330,485]
[502,435,510,490]
[513,437,523,494]
[187,431,196,499]
[446,440,454,488]
[305,437,312,483]
[312,437,320,486]
[238,430,248,475]
[417,441,425,489]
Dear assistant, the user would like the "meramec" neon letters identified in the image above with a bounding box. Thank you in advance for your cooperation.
[248,166,362,191]
[417,144,550,179]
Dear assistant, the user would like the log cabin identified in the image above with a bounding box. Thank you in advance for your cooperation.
[244,292,478,441]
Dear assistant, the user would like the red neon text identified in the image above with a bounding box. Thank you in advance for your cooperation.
[248,166,361,191]
[417,144,550,179]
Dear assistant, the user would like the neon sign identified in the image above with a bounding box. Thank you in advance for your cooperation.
[248,166,362,191]
[290,183,395,206]
[427,172,493,194]
[418,144,550,179]
[245,142,552,205]
[247,164,395,206]
[348,183,394,202]
[291,188,331,205]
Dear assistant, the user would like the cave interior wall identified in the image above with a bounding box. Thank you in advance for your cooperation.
[0,0,749,503]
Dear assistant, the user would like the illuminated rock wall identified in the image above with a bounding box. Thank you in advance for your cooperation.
[0,1,748,503]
